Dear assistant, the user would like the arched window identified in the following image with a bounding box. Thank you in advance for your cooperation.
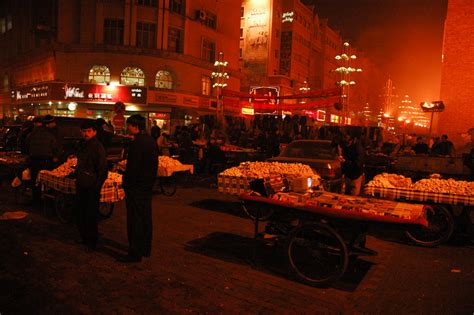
[88,65,110,83]
[120,67,145,86]
[155,70,173,89]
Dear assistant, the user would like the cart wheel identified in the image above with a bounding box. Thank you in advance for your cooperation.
[405,205,454,247]
[241,200,275,221]
[99,202,114,219]
[160,175,177,196]
[55,193,74,224]
[286,222,348,286]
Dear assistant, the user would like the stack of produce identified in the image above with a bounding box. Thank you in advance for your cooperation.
[413,178,474,196]
[48,158,77,177]
[366,173,412,189]
[159,156,182,168]
[220,161,317,179]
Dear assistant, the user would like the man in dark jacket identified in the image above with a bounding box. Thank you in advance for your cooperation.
[25,117,60,206]
[119,114,158,263]
[75,120,108,251]
[412,136,429,154]
[340,134,365,196]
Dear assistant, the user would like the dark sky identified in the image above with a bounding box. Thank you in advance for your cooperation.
[306,0,448,105]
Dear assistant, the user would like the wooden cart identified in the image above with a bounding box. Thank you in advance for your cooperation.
[240,190,433,286]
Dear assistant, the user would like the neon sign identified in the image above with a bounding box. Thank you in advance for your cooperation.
[282,12,294,23]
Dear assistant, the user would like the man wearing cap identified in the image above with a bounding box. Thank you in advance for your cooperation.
[75,120,108,251]
[119,114,158,263]
[43,115,63,162]
[25,116,60,206]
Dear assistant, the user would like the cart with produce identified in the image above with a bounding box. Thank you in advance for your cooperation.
[364,173,474,245]
[37,158,125,223]
[116,155,194,196]
[239,180,431,286]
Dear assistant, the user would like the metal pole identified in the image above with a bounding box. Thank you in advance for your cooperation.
[428,111,434,138]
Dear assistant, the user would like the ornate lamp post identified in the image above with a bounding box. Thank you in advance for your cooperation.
[334,42,362,119]
[211,52,229,126]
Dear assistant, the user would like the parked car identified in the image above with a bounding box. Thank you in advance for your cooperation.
[269,140,342,191]
[0,125,22,151]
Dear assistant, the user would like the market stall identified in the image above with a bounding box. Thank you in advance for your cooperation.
[37,158,124,223]
[364,173,474,245]
[0,152,28,182]
[239,179,430,286]
[116,155,194,196]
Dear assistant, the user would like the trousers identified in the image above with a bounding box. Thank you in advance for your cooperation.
[76,186,101,247]
[125,187,153,257]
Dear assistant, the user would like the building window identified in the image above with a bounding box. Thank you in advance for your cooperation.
[137,0,157,6]
[204,12,217,29]
[104,19,124,45]
[155,70,173,89]
[136,22,156,48]
[240,28,243,38]
[241,6,244,18]
[201,39,215,63]
[169,0,185,15]
[88,65,111,83]
[168,27,184,53]
[120,67,145,86]
[201,76,211,96]
[239,48,243,58]
[3,74,9,92]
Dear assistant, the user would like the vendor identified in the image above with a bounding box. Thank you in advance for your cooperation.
[340,133,366,196]
[412,137,429,155]
[157,132,170,156]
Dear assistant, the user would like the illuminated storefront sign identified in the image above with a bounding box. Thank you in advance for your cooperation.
[282,12,294,23]
[241,107,255,115]
[12,83,147,104]
[317,110,326,121]
[250,86,279,105]
[242,0,270,70]
[330,114,340,123]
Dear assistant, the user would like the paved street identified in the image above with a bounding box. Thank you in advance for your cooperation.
[1,179,473,314]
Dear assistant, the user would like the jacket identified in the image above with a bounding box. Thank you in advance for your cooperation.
[123,132,159,190]
[341,139,365,180]
[76,136,108,190]
[25,127,59,159]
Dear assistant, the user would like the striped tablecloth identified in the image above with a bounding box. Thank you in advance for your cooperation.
[37,171,125,203]
[364,186,474,206]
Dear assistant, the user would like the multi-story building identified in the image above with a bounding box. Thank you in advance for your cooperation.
[239,0,373,125]
[0,0,241,131]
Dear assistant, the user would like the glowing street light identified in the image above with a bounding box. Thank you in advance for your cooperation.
[211,52,229,124]
[334,42,362,117]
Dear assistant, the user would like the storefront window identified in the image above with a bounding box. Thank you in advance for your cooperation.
[120,67,145,86]
[88,65,111,83]
[201,76,211,95]
[155,70,173,89]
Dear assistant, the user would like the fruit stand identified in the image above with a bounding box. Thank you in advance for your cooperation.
[239,184,430,286]
[37,158,124,223]
[364,173,474,245]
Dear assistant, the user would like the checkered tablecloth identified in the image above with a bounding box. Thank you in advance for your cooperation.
[37,171,125,203]
[218,175,254,195]
[364,186,474,206]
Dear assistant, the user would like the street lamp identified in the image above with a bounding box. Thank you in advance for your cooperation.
[211,52,229,125]
[299,80,310,104]
[334,42,362,119]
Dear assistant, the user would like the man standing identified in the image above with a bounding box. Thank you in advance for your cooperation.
[340,134,365,196]
[75,121,108,251]
[150,120,161,140]
[412,136,429,154]
[119,115,158,263]
[25,117,59,206]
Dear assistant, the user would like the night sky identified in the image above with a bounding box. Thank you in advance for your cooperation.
[305,0,448,105]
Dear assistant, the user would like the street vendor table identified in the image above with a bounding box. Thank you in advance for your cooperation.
[0,152,28,182]
[37,170,124,223]
[364,185,460,246]
[240,189,430,286]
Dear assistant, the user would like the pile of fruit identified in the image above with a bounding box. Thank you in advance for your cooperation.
[49,158,77,177]
[366,173,412,188]
[221,161,319,179]
[367,173,474,196]
[159,156,182,168]
[413,178,474,196]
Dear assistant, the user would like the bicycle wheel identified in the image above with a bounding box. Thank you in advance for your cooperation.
[241,200,275,221]
[55,193,74,224]
[286,222,348,286]
[160,175,177,196]
[99,202,114,219]
[405,205,454,247]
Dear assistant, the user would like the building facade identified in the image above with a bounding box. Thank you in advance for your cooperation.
[0,0,241,132]
[439,0,474,146]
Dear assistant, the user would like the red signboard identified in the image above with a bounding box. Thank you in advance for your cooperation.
[12,82,147,104]
[113,114,126,129]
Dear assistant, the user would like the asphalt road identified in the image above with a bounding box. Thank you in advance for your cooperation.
[0,180,473,314]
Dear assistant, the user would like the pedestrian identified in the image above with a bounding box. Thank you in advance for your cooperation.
[43,115,63,162]
[433,134,455,156]
[95,118,113,149]
[412,136,429,154]
[119,114,158,263]
[340,133,365,196]
[75,120,108,251]
[24,116,60,207]
[150,120,161,140]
